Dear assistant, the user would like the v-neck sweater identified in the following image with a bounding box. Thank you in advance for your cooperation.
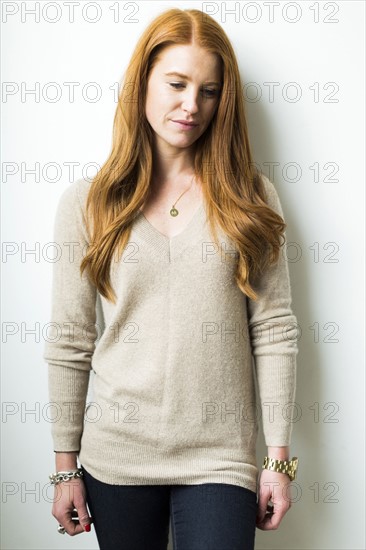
[44,176,298,493]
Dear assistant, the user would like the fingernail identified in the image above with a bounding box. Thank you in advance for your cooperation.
[84,524,91,532]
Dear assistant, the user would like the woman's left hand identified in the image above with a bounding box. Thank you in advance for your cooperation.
[256,468,293,530]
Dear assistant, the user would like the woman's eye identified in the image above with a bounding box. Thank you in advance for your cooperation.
[169,83,218,98]
[202,88,218,98]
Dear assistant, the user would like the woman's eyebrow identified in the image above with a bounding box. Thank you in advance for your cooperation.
[164,71,221,85]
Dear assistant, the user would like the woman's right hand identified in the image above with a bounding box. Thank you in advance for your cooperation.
[52,477,93,536]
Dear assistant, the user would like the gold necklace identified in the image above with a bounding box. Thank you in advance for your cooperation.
[169,175,195,217]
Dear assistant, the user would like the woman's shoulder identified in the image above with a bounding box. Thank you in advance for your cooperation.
[52,178,93,243]
[258,173,276,200]
[56,177,92,216]
[257,173,284,217]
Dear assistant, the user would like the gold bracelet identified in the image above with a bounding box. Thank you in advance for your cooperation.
[262,456,298,481]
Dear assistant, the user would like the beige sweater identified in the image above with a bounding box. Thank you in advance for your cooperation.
[43,175,298,493]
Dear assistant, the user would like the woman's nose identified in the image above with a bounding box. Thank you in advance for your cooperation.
[181,90,199,114]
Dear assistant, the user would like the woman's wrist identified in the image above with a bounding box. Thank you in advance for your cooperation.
[55,451,78,471]
[266,446,290,461]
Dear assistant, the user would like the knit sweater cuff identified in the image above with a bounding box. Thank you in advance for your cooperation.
[254,354,297,447]
[48,364,90,452]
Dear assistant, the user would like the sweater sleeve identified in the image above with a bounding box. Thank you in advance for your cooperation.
[43,179,98,452]
[247,175,299,447]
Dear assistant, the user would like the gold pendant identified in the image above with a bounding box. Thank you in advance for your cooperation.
[170,207,178,217]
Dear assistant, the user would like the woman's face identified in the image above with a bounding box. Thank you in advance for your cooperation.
[145,43,222,155]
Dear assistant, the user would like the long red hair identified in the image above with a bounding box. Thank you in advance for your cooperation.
[80,8,286,303]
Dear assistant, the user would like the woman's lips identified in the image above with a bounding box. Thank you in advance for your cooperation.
[171,120,199,130]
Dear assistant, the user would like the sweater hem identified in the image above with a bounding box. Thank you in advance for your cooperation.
[78,443,259,494]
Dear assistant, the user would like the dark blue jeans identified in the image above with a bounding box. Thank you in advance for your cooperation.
[80,464,258,550]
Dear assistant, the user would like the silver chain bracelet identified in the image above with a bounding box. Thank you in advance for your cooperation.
[49,468,83,485]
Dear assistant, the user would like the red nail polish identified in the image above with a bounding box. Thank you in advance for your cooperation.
[84,524,91,532]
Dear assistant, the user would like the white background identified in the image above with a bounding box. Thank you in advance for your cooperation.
[1,1,365,548]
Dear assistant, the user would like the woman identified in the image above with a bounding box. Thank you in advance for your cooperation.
[44,8,299,550]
